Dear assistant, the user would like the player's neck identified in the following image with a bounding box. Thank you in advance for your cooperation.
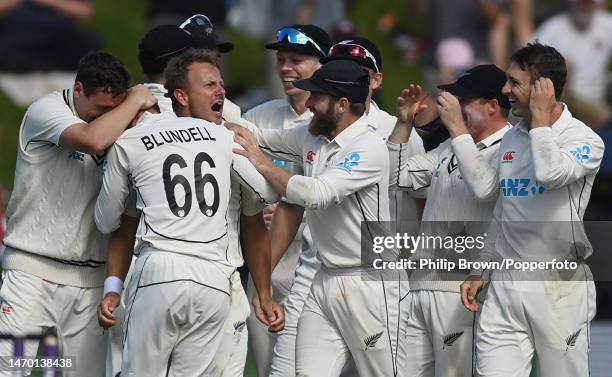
[472,118,507,143]
[289,92,309,115]
[524,102,564,128]
[329,113,360,140]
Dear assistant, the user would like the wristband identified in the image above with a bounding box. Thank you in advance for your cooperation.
[103,276,123,298]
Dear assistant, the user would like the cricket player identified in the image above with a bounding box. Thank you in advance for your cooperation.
[102,19,267,377]
[172,17,280,376]
[94,49,280,377]
[0,51,155,377]
[178,14,243,121]
[242,24,331,377]
[320,36,426,230]
[247,32,427,376]
[458,43,604,376]
[229,59,408,377]
[387,65,512,376]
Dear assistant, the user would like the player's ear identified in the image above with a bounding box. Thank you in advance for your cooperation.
[74,81,85,97]
[174,88,189,108]
[488,99,499,116]
[337,97,349,114]
[370,72,383,91]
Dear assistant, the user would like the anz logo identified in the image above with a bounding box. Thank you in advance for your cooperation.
[500,178,545,197]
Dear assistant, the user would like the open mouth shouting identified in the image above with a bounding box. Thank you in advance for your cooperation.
[211,99,224,119]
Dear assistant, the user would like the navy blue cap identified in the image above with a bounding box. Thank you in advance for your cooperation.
[293,60,370,103]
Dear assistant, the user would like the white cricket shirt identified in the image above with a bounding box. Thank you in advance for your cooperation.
[388,124,510,291]
[452,105,604,265]
[248,115,392,268]
[95,112,278,287]
[3,87,108,287]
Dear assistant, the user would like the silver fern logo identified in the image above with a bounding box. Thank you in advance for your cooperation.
[363,331,383,351]
[565,329,581,351]
[443,331,464,349]
[233,321,246,335]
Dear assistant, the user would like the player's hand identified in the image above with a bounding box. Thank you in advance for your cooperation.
[255,295,285,333]
[98,292,121,329]
[263,203,278,229]
[396,84,428,125]
[460,275,484,312]
[529,77,557,129]
[227,123,271,172]
[437,92,469,138]
[127,84,157,110]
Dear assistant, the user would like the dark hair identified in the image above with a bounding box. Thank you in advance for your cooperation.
[164,49,219,112]
[349,102,366,116]
[75,51,130,97]
[510,42,567,100]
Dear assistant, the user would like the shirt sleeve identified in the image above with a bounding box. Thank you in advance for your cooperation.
[452,134,500,201]
[387,141,438,197]
[22,96,83,148]
[230,118,305,163]
[241,185,266,216]
[231,141,280,205]
[529,126,604,190]
[255,126,308,163]
[285,141,386,209]
[122,188,140,218]
[95,143,131,234]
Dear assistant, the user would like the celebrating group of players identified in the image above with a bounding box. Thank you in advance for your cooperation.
[0,11,603,377]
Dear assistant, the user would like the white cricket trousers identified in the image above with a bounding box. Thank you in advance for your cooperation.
[269,242,320,377]
[0,269,106,377]
[404,290,475,377]
[214,272,250,377]
[121,254,231,377]
[296,267,409,377]
[475,270,596,377]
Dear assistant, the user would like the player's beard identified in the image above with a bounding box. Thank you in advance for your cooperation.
[308,102,339,138]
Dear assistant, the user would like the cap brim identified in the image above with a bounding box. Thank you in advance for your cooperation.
[437,83,480,98]
[265,41,324,57]
[217,42,234,53]
[292,77,328,94]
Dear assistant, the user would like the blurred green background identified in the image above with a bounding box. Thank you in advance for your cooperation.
[0,0,421,190]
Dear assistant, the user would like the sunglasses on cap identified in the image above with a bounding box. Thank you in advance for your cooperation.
[277,27,327,57]
[180,14,214,34]
[329,42,380,73]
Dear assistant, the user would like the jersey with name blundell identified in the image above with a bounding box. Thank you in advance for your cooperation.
[95,112,277,273]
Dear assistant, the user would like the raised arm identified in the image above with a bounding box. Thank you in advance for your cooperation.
[388,141,438,195]
[95,143,131,234]
[231,141,280,205]
[438,92,500,201]
[59,85,156,155]
[227,119,305,163]
[528,78,604,189]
